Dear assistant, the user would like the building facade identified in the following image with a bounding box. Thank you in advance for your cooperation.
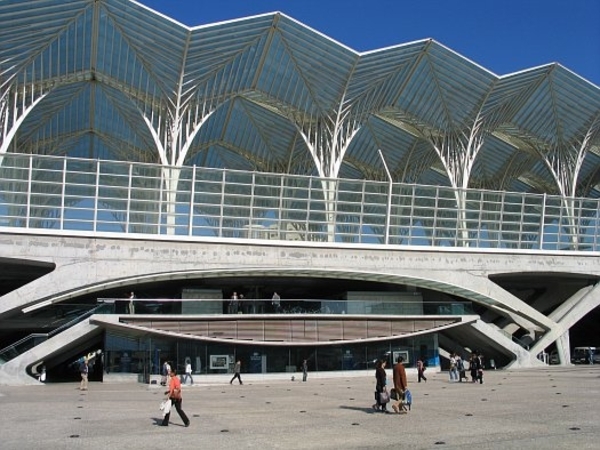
[0,0,599,384]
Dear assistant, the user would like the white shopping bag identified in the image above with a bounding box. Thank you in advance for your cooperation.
[159,399,172,416]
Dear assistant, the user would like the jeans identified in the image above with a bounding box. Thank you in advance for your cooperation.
[182,373,194,385]
[449,367,458,381]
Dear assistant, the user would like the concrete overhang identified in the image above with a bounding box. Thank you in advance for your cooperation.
[90,314,479,347]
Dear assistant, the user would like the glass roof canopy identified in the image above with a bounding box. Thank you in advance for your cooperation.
[1,0,599,199]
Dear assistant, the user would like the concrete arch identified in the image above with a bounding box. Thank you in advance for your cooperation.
[15,264,493,313]
[9,261,542,319]
[2,233,599,372]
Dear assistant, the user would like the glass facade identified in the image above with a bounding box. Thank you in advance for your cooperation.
[1,153,598,251]
[104,330,439,380]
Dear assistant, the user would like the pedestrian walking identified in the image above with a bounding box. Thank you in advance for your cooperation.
[161,369,190,427]
[456,355,467,382]
[79,358,89,391]
[182,359,194,385]
[476,353,484,384]
[391,355,408,414]
[470,352,483,384]
[449,353,458,382]
[416,357,427,383]
[230,360,243,385]
[161,360,171,386]
[372,359,388,412]
[302,359,308,382]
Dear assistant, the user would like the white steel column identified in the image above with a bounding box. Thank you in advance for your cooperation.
[378,149,393,245]
[293,102,362,242]
[424,114,487,247]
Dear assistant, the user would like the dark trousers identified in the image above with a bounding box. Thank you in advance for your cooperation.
[230,372,243,384]
[162,398,189,426]
[374,386,386,410]
[418,369,427,382]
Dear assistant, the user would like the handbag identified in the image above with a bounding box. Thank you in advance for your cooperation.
[379,390,390,404]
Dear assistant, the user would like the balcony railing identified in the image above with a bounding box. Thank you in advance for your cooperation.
[98,298,475,316]
[1,153,598,251]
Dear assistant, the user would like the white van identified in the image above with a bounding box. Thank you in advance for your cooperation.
[571,347,598,364]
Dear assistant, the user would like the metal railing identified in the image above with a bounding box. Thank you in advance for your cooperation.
[0,153,598,251]
[98,298,475,316]
[0,303,112,364]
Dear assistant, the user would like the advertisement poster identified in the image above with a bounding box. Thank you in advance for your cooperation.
[210,355,229,370]
[392,350,409,365]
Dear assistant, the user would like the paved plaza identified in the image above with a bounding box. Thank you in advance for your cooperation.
[1,366,599,449]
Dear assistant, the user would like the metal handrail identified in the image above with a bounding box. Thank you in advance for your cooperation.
[0,304,111,363]
[98,297,476,316]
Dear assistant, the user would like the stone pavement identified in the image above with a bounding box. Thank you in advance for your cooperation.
[1,366,599,450]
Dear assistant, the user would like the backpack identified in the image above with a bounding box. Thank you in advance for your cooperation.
[403,389,412,410]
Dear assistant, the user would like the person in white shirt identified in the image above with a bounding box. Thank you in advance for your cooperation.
[449,353,458,382]
[183,360,194,385]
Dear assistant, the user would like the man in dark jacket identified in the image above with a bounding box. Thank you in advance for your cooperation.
[470,352,483,384]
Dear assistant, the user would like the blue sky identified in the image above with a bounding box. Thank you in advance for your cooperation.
[139,0,600,87]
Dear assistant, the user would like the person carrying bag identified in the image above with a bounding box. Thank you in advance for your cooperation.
[372,359,389,412]
[160,368,190,427]
[391,355,408,414]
